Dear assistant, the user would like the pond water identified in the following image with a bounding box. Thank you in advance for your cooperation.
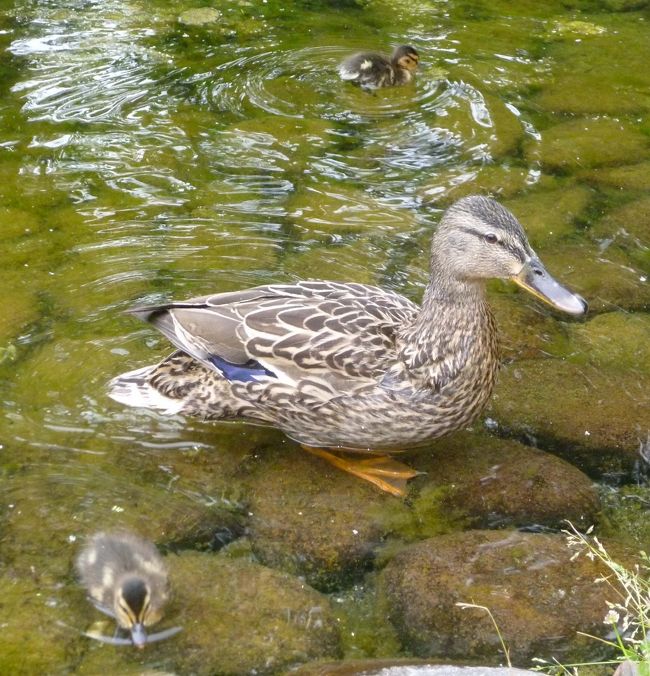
[0,0,649,673]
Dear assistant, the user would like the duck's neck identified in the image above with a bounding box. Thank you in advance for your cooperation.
[396,267,494,388]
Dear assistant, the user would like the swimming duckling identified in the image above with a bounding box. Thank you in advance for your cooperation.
[339,45,419,89]
[76,531,181,648]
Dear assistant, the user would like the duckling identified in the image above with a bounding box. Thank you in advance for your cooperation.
[76,531,181,648]
[339,45,419,89]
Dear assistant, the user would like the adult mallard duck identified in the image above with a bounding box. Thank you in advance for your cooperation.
[109,196,586,496]
[76,531,181,648]
[339,45,419,89]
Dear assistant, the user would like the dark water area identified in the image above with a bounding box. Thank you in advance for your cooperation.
[0,0,648,673]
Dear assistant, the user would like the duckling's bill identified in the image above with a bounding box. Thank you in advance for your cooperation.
[83,624,182,648]
[512,257,587,316]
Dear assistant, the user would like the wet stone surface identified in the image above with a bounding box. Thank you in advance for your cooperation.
[489,359,650,478]
[380,530,629,665]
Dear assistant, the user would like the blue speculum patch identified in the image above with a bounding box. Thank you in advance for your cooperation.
[209,355,276,382]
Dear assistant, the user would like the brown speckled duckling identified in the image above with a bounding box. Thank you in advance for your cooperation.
[108,197,587,497]
[76,531,181,648]
[339,45,419,89]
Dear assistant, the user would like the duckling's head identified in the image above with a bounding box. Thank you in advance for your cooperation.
[114,575,161,649]
[431,195,587,315]
[392,45,419,72]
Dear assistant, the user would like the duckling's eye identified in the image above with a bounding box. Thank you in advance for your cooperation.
[484,233,499,244]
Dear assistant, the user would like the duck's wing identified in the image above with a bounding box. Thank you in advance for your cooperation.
[129,281,418,386]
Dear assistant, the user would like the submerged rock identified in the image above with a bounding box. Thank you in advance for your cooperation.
[533,118,650,172]
[489,359,649,478]
[409,432,599,530]
[165,553,342,674]
[178,8,222,26]
[243,444,390,591]
[380,530,623,664]
[0,573,82,674]
[503,185,592,245]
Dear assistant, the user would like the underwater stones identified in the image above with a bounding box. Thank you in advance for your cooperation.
[380,531,619,664]
[178,8,222,27]
[410,432,599,530]
[164,553,341,674]
[0,573,82,674]
[533,72,648,116]
[1,449,244,577]
[489,359,650,477]
[591,196,650,248]
[582,160,650,192]
[282,237,391,286]
[243,445,390,591]
[569,312,650,376]
[533,118,650,173]
[503,185,592,244]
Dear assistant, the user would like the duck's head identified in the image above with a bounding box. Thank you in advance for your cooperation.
[114,575,161,649]
[432,195,587,315]
[392,45,419,72]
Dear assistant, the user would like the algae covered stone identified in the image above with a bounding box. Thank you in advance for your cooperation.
[533,118,650,173]
[243,444,391,591]
[489,359,650,477]
[380,530,625,664]
[178,8,222,27]
[410,432,600,530]
[165,553,342,674]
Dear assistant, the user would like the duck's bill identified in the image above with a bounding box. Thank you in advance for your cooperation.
[512,258,587,316]
[145,626,183,643]
[82,625,181,648]
[83,631,133,646]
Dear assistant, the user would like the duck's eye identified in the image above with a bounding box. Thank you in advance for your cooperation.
[484,233,499,244]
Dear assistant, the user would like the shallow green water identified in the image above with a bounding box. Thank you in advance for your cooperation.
[0,0,649,673]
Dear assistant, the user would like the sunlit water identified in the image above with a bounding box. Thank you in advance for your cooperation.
[0,0,648,671]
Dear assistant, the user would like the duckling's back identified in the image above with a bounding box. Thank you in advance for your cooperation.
[76,531,169,609]
[339,52,394,89]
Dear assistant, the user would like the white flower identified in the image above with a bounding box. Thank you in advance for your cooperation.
[604,609,620,625]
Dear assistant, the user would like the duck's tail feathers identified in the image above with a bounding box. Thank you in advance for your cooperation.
[108,365,186,415]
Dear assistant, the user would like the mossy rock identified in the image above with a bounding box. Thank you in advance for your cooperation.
[503,184,593,245]
[489,359,650,477]
[581,161,650,192]
[76,554,341,674]
[408,431,600,530]
[1,444,246,577]
[569,311,650,375]
[243,443,392,591]
[178,8,222,26]
[533,118,650,173]
[420,165,531,205]
[380,530,630,665]
[537,20,650,115]
[600,483,650,551]
[590,196,650,248]
[487,288,576,362]
[0,572,83,675]
[533,71,650,116]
